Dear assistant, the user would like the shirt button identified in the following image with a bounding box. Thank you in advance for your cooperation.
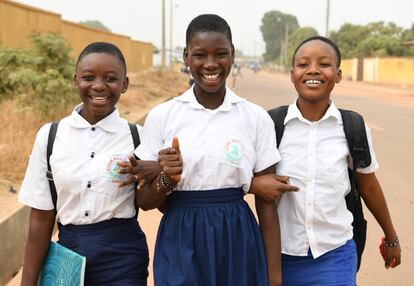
[91,127,96,131]
[90,152,95,158]
[87,181,91,188]
[84,211,89,217]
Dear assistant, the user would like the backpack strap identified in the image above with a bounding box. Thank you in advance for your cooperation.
[46,121,60,212]
[339,109,372,197]
[128,123,140,149]
[268,105,289,147]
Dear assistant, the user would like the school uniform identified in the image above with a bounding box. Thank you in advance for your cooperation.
[276,101,378,286]
[135,87,280,286]
[19,104,149,286]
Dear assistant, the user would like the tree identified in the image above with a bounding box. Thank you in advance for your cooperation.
[401,23,414,41]
[260,11,299,62]
[287,27,318,67]
[79,20,111,32]
[330,21,411,58]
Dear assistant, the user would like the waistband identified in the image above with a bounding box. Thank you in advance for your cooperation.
[58,217,137,233]
[168,188,244,208]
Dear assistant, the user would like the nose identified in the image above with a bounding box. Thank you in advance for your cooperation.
[306,63,320,74]
[92,78,105,91]
[204,55,218,69]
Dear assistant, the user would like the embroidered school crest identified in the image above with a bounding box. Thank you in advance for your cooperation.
[106,154,128,183]
[224,139,243,167]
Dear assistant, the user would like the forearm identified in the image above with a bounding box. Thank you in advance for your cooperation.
[357,173,397,239]
[21,209,55,286]
[255,196,281,286]
[361,188,396,239]
[136,176,168,211]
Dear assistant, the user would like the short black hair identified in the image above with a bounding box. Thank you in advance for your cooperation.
[292,36,341,68]
[186,14,232,46]
[76,42,127,74]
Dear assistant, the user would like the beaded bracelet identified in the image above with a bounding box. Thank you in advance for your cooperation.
[384,236,400,247]
[155,172,176,195]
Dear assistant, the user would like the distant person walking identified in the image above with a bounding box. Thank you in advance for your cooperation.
[231,62,243,90]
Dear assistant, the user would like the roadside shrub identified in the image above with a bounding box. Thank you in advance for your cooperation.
[0,32,77,118]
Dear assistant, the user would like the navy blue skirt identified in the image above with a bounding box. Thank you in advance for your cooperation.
[58,217,149,286]
[282,239,357,286]
[154,188,268,286]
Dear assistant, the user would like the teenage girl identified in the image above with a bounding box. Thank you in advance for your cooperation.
[274,36,401,285]
[19,42,158,285]
[134,14,296,286]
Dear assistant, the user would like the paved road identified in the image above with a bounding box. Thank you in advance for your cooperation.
[10,70,412,286]
[234,69,413,286]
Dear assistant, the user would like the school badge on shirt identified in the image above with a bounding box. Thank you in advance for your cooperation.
[106,154,128,183]
[224,139,244,167]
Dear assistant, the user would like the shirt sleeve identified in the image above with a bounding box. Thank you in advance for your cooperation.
[356,124,379,174]
[253,109,281,173]
[18,123,55,210]
[134,107,165,160]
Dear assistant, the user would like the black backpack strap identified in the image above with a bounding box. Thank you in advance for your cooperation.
[46,121,59,212]
[128,123,141,217]
[268,105,289,147]
[128,123,140,149]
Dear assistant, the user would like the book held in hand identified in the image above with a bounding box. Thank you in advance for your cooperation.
[37,241,86,286]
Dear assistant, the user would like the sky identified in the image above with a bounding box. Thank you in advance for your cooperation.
[12,0,414,56]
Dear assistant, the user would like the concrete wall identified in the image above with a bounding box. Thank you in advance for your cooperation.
[0,206,30,286]
[0,0,152,72]
[341,57,414,85]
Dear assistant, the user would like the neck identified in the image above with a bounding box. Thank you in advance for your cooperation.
[194,85,226,110]
[296,99,330,122]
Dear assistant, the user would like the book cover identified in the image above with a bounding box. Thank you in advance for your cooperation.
[37,241,86,286]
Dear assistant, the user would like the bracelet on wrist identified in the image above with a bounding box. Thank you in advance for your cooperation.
[155,172,176,195]
[384,236,399,247]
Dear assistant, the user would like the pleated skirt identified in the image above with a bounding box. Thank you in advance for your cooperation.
[58,217,149,286]
[154,188,268,286]
[282,239,357,286]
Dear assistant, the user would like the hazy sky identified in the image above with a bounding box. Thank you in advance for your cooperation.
[13,0,414,56]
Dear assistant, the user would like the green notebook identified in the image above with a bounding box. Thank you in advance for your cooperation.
[37,241,86,286]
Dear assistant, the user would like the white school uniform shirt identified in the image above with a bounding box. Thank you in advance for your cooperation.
[135,87,280,192]
[18,104,141,225]
[276,101,379,258]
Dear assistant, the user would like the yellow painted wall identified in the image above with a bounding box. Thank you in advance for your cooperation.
[0,0,152,72]
[341,59,354,80]
[377,58,414,85]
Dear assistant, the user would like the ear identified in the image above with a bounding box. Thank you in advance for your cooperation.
[121,76,129,93]
[231,44,235,65]
[336,68,342,84]
[73,74,78,90]
[183,47,189,66]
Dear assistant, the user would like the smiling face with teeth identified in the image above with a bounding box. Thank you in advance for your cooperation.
[184,31,234,109]
[291,39,342,107]
[74,52,128,124]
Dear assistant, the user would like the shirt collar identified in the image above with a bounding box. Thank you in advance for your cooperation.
[175,86,245,112]
[68,103,121,133]
[285,100,342,125]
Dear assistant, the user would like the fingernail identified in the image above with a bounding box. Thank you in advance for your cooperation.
[385,266,390,269]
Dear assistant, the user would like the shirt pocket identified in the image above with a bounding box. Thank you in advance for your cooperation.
[220,138,246,169]
[93,154,134,198]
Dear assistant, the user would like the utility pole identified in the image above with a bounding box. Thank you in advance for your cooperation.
[169,0,173,67]
[161,0,166,68]
[326,0,331,37]
[283,22,289,72]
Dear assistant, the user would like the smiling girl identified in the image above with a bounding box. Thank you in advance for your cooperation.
[19,42,155,285]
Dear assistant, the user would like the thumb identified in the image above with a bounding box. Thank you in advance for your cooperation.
[172,137,180,151]
[385,256,391,269]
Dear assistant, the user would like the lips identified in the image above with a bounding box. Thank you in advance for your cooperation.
[303,79,323,87]
[89,95,111,105]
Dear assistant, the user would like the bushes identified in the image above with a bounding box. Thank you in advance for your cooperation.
[0,32,78,118]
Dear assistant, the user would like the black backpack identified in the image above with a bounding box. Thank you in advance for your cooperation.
[46,121,140,211]
[268,105,371,271]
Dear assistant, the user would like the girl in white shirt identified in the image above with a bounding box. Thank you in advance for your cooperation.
[19,42,158,285]
[133,14,297,286]
[274,36,401,285]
